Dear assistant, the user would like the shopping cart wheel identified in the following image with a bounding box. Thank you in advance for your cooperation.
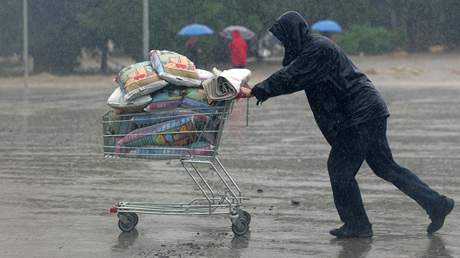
[231,211,250,237]
[118,212,139,232]
[237,209,251,225]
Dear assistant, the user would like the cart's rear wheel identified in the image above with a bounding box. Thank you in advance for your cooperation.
[118,212,139,232]
[231,209,251,236]
[231,209,250,237]
[238,209,251,225]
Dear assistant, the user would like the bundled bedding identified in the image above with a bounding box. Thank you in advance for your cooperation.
[103,49,251,158]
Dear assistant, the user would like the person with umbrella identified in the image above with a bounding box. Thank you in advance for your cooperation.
[184,36,201,66]
[221,26,255,68]
[311,19,342,43]
[239,11,454,238]
[228,30,248,68]
[178,23,214,66]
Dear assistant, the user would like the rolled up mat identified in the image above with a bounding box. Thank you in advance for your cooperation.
[202,68,251,101]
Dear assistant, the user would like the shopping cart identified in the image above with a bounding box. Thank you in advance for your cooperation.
[103,100,250,236]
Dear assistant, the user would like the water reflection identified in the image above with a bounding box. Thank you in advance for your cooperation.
[231,232,251,249]
[331,235,452,257]
[209,233,250,258]
[112,229,139,250]
[422,235,452,258]
[331,238,373,258]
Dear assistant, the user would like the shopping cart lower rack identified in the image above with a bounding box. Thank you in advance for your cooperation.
[103,100,250,236]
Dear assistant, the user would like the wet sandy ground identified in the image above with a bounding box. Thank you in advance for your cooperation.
[1,60,460,257]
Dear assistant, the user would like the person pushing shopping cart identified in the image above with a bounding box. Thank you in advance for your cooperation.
[238,11,454,239]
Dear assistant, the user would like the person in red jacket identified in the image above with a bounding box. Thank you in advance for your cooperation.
[228,31,248,68]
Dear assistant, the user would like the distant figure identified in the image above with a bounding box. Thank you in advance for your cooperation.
[185,36,202,66]
[228,31,248,68]
[322,32,337,43]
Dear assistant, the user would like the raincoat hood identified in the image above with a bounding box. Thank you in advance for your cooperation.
[231,31,242,39]
[252,11,389,141]
[269,11,311,66]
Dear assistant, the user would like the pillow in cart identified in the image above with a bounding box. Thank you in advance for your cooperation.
[143,87,186,112]
[144,100,183,112]
[115,61,169,102]
[128,141,214,157]
[181,97,216,113]
[151,87,184,102]
[184,88,208,102]
[115,115,210,154]
[150,50,202,87]
[196,69,214,81]
[107,87,152,112]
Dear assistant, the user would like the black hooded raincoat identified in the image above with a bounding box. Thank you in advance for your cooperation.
[252,12,389,143]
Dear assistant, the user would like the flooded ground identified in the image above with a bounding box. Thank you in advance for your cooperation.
[0,54,459,257]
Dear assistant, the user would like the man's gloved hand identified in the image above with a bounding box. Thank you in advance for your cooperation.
[251,86,269,105]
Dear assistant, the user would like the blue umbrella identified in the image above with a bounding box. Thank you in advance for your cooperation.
[178,23,214,36]
[311,20,342,33]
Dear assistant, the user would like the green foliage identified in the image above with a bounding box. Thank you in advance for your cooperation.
[29,0,85,74]
[0,0,22,56]
[337,25,407,55]
[1,0,460,74]
[79,0,143,60]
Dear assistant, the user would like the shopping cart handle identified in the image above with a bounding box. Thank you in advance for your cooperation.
[235,91,246,99]
[236,87,252,99]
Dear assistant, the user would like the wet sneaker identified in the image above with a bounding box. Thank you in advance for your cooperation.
[330,224,373,238]
[427,196,455,234]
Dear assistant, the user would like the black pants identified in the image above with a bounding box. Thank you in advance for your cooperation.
[327,117,442,226]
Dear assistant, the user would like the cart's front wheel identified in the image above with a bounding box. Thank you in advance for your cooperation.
[118,212,139,232]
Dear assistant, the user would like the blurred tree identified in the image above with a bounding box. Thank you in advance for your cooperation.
[79,0,140,73]
[28,0,84,74]
[0,0,22,56]
[442,0,460,49]
[2,0,460,74]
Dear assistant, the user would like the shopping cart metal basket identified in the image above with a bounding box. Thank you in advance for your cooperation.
[103,100,250,236]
